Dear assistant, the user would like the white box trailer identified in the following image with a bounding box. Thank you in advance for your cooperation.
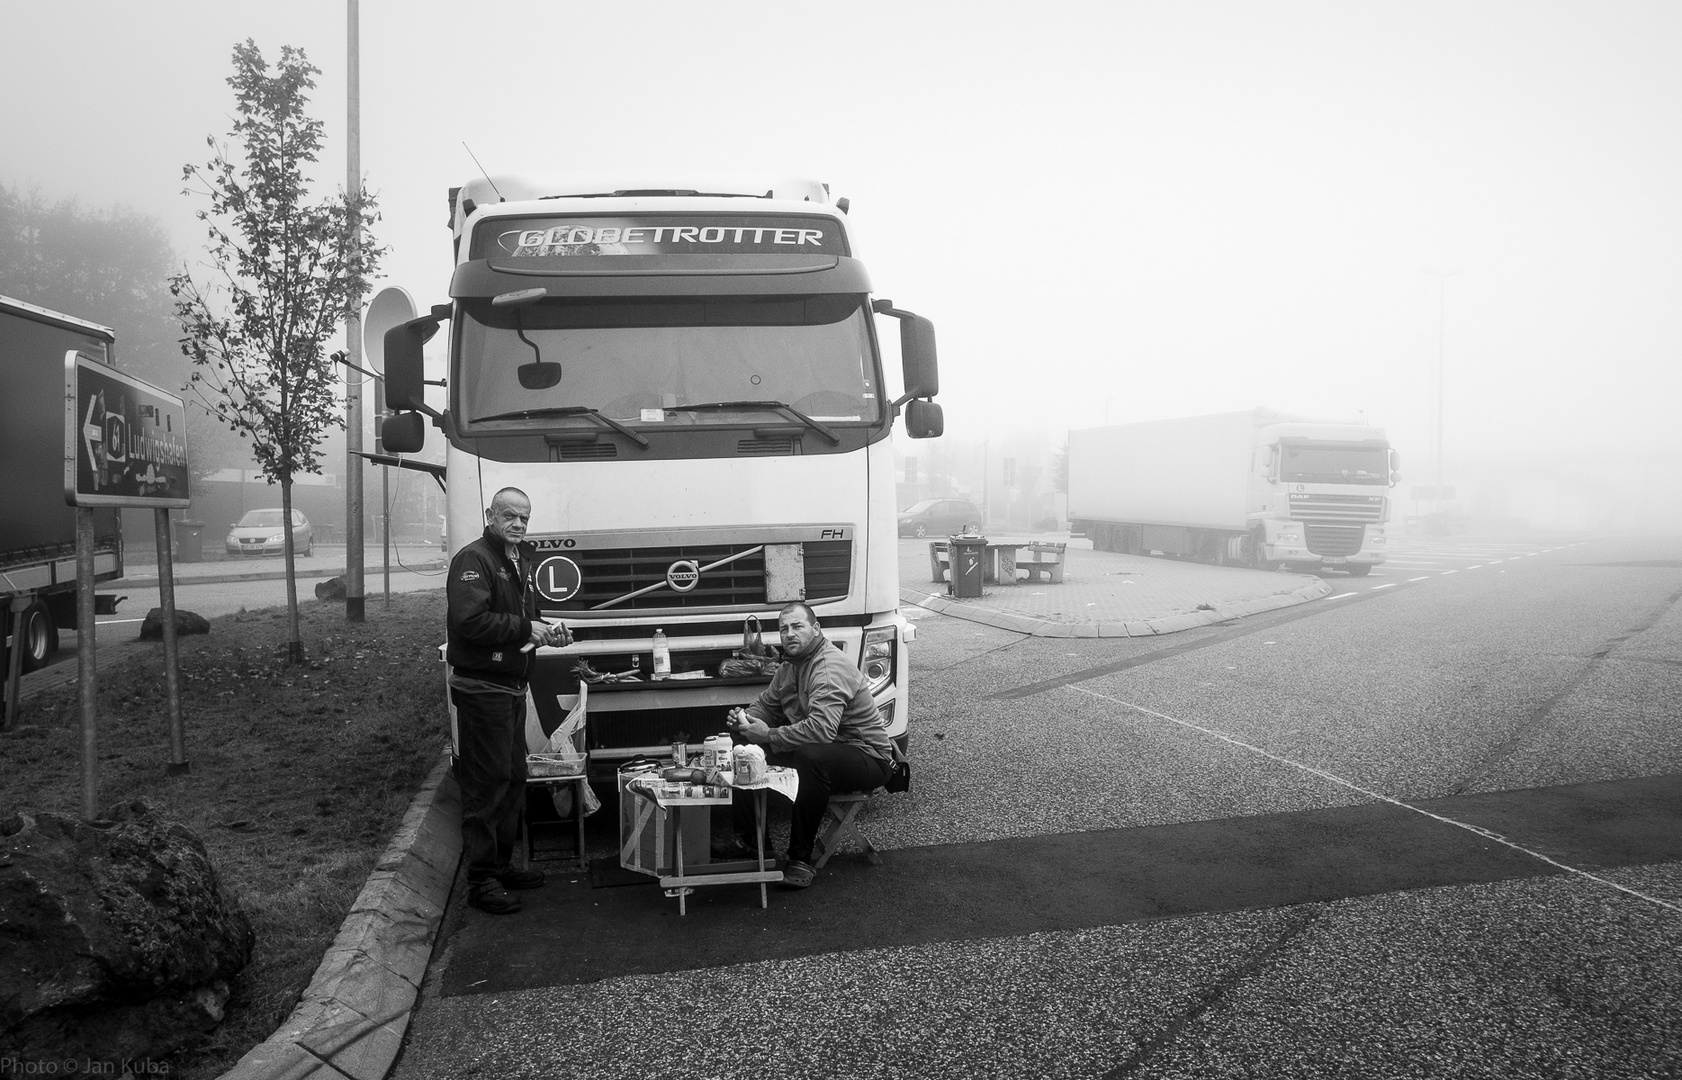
[1068,408,1400,575]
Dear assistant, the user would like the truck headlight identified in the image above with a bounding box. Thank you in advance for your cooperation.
[861,626,896,694]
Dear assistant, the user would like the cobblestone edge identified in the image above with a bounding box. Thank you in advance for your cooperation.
[217,749,460,1080]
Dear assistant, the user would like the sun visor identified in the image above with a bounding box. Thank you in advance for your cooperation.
[450,254,871,298]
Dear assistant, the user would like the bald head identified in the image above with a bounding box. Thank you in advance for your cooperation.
[485,487,532,545]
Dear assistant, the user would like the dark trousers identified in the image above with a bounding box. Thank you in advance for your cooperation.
[735,742,892,864]
[452,686,528,885]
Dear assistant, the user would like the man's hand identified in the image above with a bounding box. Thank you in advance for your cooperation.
[732,711,773,745]
[529,620,573,648]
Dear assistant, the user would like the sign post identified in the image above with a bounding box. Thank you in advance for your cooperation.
[64,350,192,815]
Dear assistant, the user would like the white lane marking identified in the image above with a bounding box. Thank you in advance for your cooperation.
[1369,583,1397,590]
[1466,564,1483,570]
[1324,592,1358,601]
[1408,576,1430,582]
[1440,570,1458,575]
[1067,686,1682,915]
[97,618,145,625]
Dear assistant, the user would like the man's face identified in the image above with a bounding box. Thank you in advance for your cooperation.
[485,494,532,545]
[778,608,820,653]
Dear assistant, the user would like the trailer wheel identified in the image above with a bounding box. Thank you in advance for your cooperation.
[15,601,58,672]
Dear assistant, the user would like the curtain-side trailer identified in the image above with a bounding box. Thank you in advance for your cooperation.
[0,296,124,672]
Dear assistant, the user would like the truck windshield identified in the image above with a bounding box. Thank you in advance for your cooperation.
[456,294,881,429]
[1279,443,1391,485]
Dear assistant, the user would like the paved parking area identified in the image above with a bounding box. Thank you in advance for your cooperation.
[899,534,1333,636]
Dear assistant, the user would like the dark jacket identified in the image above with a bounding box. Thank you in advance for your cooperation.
[446,527,539,686]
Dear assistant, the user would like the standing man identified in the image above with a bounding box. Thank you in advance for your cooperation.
[447,486,571,914]
[727,601,894,888]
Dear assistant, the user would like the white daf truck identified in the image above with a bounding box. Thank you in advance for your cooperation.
[1068,408,1401,575]
[378,174,943,771]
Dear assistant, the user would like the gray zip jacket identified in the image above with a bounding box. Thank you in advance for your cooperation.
[747,633,893,762]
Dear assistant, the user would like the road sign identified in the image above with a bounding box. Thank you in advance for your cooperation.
[64,351,191,508]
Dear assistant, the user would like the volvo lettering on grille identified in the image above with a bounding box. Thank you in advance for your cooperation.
[666,560,701,593]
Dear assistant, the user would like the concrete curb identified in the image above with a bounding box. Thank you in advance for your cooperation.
[218,749,460,1080]
[899,577,1335,637]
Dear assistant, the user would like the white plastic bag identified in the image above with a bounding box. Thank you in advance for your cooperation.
[541,686,600,817]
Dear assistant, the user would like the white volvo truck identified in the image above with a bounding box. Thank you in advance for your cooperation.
[378,174,943,772]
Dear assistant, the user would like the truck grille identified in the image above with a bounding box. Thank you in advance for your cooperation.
[1304,524,1365,556]
[1289,493,1385,523]
[551,539,851,612]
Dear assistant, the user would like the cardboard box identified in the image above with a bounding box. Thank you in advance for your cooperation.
[618,768,713,876]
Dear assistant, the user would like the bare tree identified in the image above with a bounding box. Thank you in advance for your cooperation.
[172,40,383,663]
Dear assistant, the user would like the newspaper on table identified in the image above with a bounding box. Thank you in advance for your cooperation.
[624,764,800,808]
[731,765,799,804]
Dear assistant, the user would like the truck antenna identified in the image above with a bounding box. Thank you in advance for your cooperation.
[462,143,504,201]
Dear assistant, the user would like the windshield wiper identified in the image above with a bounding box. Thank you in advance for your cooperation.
[676,400,840,445]
[473,405,650,449]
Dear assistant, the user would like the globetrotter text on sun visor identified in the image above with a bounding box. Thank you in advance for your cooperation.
[474,214,849,259]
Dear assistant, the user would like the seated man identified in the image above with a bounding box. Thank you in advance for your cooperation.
[725,601,894,888]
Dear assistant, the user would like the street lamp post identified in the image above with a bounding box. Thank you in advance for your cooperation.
[1421,269,1458,515]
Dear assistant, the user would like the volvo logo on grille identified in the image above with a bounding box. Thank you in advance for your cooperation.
[666,560,701,593]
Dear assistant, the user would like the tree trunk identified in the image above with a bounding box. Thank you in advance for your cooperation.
[280,477,304,664]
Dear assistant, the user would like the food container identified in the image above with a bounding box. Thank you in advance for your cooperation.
[703,733,734,771]
[732,744,767,784]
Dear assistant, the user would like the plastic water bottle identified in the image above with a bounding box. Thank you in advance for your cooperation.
[652,628,670,679]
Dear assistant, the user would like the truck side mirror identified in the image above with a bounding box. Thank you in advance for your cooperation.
[899,315,939,399]
[384,316,438,412]
[383,411,426,454]
[873,300,940,402]
[904,399,944,439]
[1389,448,1403,486]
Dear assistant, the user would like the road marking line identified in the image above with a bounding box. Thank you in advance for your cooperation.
[1369,583,1396,590]
[1067,686,1682,915]
[1324,593,1357,601]
[1408,576,1430,582]
[1466,564,1483,569]
[98,618,145,625]
[1440,570,1457,575]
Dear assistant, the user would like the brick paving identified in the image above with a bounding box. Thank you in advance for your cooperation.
[900,533,1331,638]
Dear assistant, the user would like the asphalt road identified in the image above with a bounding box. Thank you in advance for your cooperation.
[36,562,449,671]
[393,534,1682,1080]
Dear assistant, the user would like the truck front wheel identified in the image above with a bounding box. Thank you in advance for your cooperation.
[1346,564,1373,577]
[1250,532,1280,572]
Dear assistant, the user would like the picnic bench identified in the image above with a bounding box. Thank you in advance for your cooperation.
[927,540,1067,586]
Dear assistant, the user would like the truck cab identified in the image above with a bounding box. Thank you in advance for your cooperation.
[380,174,943,770]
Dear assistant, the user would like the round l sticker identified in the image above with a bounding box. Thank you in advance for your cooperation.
[534,555,582,602]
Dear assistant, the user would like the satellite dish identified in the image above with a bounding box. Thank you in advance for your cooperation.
[363,286,419,370]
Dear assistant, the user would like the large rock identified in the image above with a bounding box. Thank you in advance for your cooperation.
[0,800,254,1065]
[139,608,211,640]
[314,576,346,601]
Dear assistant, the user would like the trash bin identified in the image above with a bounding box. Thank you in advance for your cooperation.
[177,521,205,563]
[948,533,986,598]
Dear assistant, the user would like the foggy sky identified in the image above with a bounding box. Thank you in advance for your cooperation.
[4,1,1680,496]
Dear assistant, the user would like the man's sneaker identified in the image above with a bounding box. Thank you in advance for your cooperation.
[468,882,522,914]
[780,859,815,889]
[497,867,546,890]
[710,834,758,861]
